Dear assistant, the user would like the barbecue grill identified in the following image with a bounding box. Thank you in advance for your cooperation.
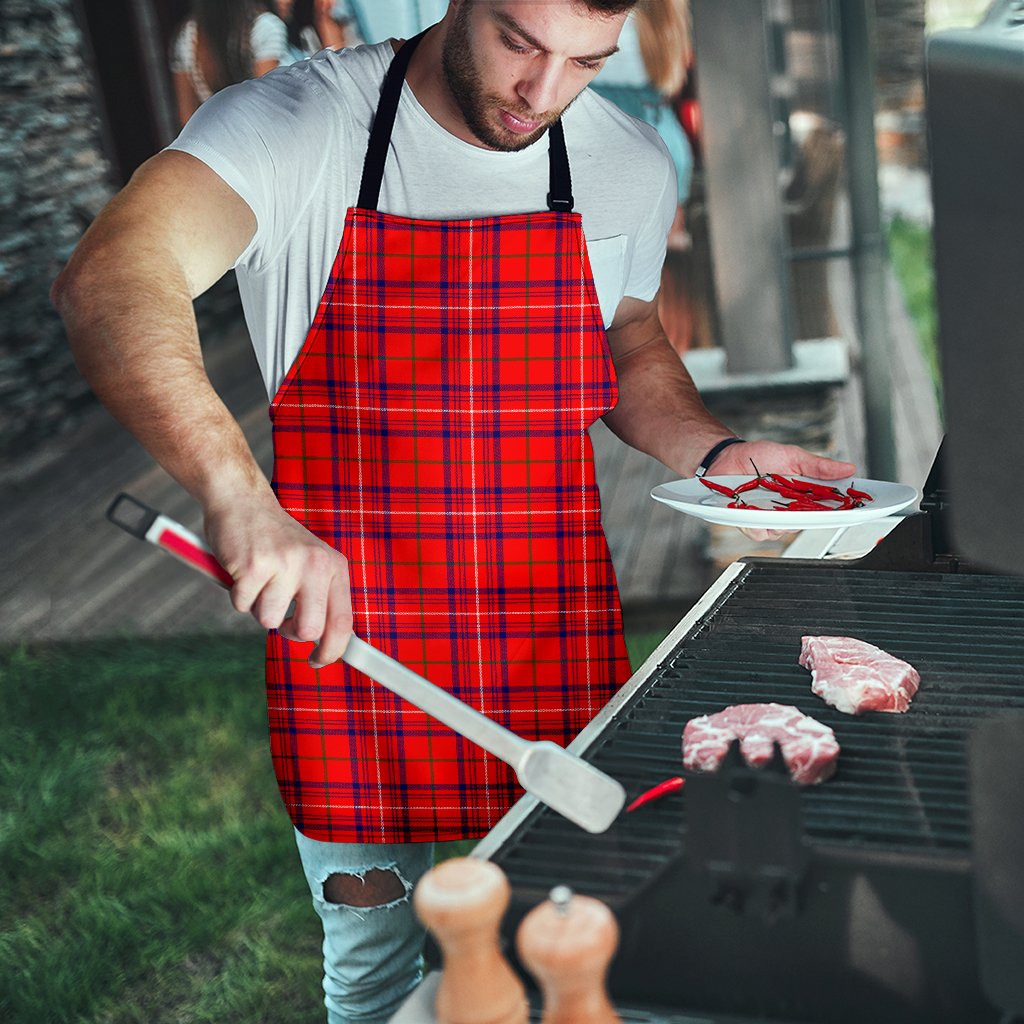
[395,7,1024,1021]
[469,448,1024,1023]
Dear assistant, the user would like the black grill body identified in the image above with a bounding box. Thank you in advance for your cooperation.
[481,557,1024,1023]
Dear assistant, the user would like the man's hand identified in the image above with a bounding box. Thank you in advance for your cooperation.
[204,496,353,668]
[707,440,857,542]
[709,439,855,482]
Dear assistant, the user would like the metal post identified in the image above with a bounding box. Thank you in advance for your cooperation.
[837,0,898,480]
[129,0,178,149]
[691,0,794,374]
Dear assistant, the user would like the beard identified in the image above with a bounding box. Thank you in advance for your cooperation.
[441,2,561,151]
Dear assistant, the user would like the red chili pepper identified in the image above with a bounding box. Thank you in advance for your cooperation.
[734,478,762,494]
[780,497,835,511]
[699,477,737,498]
[773,473,849,500]
[758,477,798,496]
[762,479,825,502]
[846,486,873,502]
[626,776,685,812]
[768,472,812,493]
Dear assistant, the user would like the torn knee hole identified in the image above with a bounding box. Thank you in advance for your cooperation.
[323,868,406,908]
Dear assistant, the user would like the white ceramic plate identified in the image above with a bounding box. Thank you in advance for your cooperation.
[650,476,920,530]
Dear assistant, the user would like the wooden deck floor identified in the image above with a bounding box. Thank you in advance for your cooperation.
[0,249,941,645]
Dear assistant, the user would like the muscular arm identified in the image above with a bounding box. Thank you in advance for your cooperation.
[603,295,733,477]
[53,151,256,499]
[604,294,856,480]
[51,151,352,663]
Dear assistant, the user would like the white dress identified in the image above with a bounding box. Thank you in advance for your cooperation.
[170,12,289,102]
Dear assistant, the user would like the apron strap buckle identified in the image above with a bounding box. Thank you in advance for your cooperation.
[546,191,574,213]
[546,119,574,213]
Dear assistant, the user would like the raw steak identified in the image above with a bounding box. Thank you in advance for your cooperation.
[682,703,839,785]
[799,635,920,716]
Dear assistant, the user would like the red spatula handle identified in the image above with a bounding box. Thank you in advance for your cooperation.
[106,492,234,589]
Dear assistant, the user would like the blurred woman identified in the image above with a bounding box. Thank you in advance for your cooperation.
[278,0,349,63]
[171,0,288,126]
[592,0,693,206]
[591,0,695,350]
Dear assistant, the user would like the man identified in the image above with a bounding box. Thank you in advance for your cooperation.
[52,1,854,1020]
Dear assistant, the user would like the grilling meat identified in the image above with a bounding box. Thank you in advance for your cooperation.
[800,635,920,716]
[682,703,840,785]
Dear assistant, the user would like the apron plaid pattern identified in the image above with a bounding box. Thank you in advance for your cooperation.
[266,206,632,842]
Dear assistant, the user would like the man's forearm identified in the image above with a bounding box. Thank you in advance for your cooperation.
[603,333,734,478]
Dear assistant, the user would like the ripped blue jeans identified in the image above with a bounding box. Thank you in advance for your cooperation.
[294,829,436,1024]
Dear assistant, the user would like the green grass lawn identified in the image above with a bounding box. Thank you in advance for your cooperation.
[887,215,941,404]
[1,631,666,1023]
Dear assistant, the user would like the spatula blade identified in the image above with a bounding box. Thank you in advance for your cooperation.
[517,740,625,834]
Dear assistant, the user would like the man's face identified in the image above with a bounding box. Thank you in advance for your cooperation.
[441,1,626,151]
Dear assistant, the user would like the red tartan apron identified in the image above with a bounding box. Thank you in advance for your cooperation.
[266,32,632,842]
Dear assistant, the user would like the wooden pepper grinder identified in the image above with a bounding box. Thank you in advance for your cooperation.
[516,885,621,1024]
[413,857,528,1024]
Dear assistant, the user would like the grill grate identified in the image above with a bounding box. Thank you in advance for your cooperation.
[491,563,1024,903]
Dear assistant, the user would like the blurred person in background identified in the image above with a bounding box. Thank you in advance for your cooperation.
[592,0,693,232]
[171,0,289,126]
[277,0,351,62]
[592,0,695,347]
[334,0,449,45]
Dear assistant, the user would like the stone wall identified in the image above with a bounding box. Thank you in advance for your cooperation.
[873,0,927,113]
[873,0,928,166]
[0,0,116,460]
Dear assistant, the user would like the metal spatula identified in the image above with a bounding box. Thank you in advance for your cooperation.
[106,493,626,834]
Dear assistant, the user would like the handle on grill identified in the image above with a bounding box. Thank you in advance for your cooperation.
[106,493,627,834]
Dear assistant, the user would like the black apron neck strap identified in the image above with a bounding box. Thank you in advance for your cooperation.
[357,30,575,214]
[357,29,428,211]
[546,119,574,213]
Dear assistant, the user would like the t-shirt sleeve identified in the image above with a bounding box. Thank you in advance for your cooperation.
[165,65,343,272]
[623,132,677,302]
[251,12,289,63]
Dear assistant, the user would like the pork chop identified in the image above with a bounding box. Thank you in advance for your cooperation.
[799,635,920,716]
[682,702,840,785]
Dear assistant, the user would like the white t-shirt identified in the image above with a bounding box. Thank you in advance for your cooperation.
[168,40,676,399]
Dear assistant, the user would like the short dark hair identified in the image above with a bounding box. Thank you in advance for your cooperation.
[580,0,640,13]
